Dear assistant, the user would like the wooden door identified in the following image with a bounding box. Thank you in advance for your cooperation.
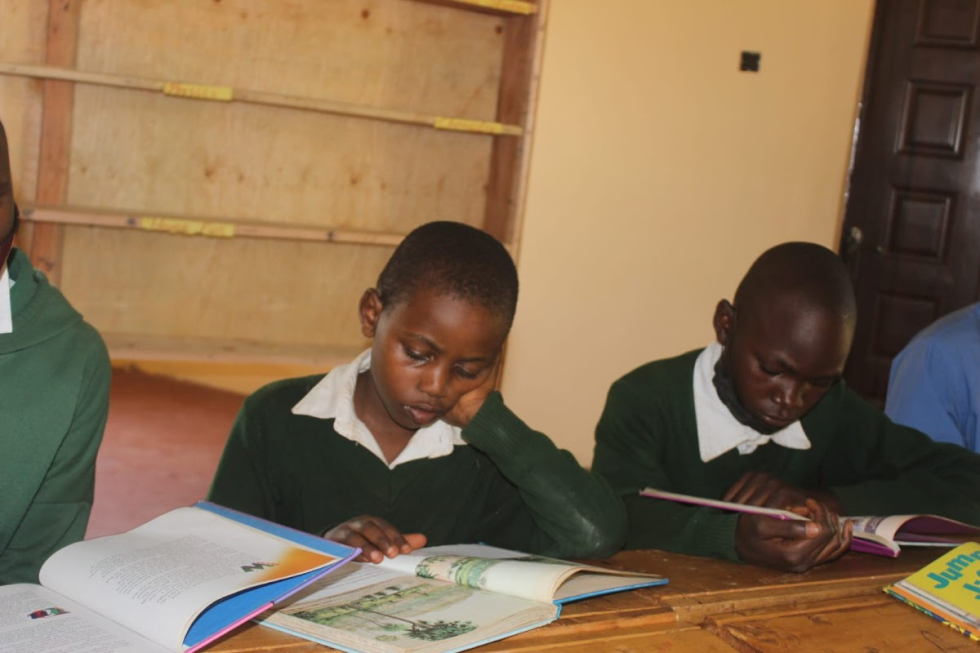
[841,0,980,404]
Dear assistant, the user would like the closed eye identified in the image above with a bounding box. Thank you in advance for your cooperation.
[455,367,479,380]
[759,364,780,377]
[403,346,428,362]
[810,378,838,389]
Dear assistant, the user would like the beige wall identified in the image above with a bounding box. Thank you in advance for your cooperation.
[499,0,876,464]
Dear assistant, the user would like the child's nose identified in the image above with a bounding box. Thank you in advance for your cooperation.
[773,380,805,410]
[419,365,448,398]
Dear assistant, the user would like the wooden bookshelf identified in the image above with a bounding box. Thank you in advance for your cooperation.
[0,0,547,366]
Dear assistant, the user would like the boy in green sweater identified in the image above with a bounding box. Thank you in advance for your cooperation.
[209,221,625,562]
[0,119,111,584]
[592,242,980,572]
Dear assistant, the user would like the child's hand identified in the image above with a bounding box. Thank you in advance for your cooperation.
[734,498,853,573]
[723,471,843,514]
[323,515,427,563]
[443,361,500,429]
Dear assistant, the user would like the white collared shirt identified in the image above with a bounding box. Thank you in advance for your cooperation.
[291,349,466,469]
[693,342,811,463]
[0,265,12,334]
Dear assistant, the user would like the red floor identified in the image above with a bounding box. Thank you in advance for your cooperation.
[86,366,246,538]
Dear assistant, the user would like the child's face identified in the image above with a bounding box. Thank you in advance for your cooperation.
[714,297,852,430]
[359,287,508,431]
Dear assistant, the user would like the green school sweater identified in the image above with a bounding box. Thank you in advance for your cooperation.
[592,349,980,562]
[0,249,111,584]
[208,382,626,558]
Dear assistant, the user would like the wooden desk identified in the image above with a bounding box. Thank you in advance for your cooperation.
[209,548,967,652]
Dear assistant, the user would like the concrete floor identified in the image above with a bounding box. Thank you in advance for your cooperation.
[85,366,245,538]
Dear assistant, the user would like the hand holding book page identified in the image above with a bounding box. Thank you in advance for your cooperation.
[641,488,980,557]
[259,543,667,653]
[0,502,358,653]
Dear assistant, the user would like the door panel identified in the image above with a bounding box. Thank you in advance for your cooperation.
[841,0,980,404]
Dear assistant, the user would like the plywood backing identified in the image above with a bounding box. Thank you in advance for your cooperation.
[61,228,387,347]
[1,0,543,364]
[76,0,506,120]
[64,87,494,230]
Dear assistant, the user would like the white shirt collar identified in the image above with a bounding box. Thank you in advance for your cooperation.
[291,349,465,469]
[693,342,811,463]
[0,265,12,334]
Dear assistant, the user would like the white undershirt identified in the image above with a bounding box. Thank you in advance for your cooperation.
[0,265,12,333]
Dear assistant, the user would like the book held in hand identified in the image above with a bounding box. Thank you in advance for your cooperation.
[640,487,980,557]
[885,541,980,641]
[258,543,668,653]
[0,501,358,652]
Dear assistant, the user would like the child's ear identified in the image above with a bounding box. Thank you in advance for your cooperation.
[713,299,736,346]
[358,289,384,338]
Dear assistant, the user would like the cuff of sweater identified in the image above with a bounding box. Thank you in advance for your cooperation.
[703,513,741,562]
[462,391,550,461]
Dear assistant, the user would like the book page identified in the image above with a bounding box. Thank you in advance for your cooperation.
[0,584,168,653]
[846,515,913,541]
[259,562,555,653]
[378,545,665,605]
[38,506,340,651]
[378,545,581,603]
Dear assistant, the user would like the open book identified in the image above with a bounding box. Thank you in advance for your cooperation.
[0,501,357,652]
[640,488,980,557]
[885,541,980,641]
[258,543,667,653]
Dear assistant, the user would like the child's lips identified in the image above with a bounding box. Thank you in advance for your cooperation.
[405,404,442,425]
[761,413,794,428]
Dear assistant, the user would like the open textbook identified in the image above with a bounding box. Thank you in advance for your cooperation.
[259,543,668,653]
[885,541,980,641]
[641,488,980,557]
[0,502,357,653]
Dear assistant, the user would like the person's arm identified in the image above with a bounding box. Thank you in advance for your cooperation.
[459,392,627,559]
[207,395,278,522]
[0,340,110,584]
[823,385,980,523]
[886,340,969,449]
[592,379,744,561]
[593,374,850,571]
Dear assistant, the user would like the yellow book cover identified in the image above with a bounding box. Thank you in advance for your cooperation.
[885,541,980,641]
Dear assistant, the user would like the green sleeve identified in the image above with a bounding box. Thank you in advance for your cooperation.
[822,387,980,523]
[592,379,741,561]
[461,392,626,559]
[208,395,279,523]
[0,341,110,584]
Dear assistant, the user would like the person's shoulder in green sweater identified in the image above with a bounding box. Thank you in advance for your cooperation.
[593,242,980,573]
[209,221,626,563]
[0,118,111,584]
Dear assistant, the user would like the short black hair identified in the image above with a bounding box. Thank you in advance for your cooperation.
[734,241,856,325]
[377,221,519,327]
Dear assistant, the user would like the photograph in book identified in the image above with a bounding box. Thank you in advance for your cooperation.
[0,502,358,653]
[258,544,667,653]
[640,487,980,557]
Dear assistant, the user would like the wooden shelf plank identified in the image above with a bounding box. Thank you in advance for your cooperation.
[104,332,363,367]
[21,205,405,248]
[414,0,538,16]
[0,62,523,137]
